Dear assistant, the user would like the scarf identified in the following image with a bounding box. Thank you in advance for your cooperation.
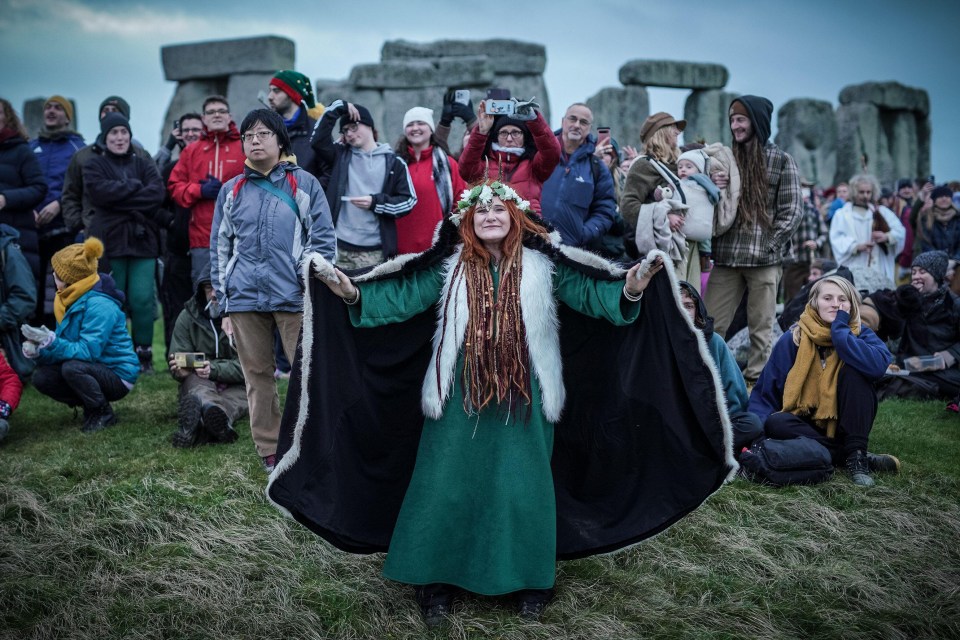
[431,146,454,214]
[54,273,100,323]
[782,304,860,438]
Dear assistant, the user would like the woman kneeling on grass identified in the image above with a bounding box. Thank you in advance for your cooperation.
[748,275,900,487]
[24,237,139,433]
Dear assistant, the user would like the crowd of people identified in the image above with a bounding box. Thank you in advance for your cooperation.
[2,73,958,626]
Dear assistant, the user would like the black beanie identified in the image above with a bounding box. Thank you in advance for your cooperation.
[99,95,131,119]
[730,95,773,144]
[339,103,375,131]
[100,112,131,138]
[932,185,953,201]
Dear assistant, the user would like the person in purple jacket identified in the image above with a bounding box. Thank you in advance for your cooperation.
[748,275,900,487]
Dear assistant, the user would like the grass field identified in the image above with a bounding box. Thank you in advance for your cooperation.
[1,356,959,639]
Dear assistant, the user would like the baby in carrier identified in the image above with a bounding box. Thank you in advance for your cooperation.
[676,148,721,250]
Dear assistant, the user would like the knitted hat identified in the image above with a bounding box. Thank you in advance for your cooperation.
[339,103,375,132]
[98,95,130,119]
[932,185,953,201]
[403,106,435,132]
[729,95,773,144]
[100,112,131,138]
[677,149,707,174]
[640,112,686,143]
[52,237,103,285]
[896,178,913,191]
[45,95,74,123]
[270,70,316,109]
[912,250,949,283]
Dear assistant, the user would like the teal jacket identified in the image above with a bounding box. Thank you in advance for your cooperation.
[37,288,140,385]
[708,332,749,415]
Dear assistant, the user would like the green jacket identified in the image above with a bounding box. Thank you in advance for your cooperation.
[169,296,244,384]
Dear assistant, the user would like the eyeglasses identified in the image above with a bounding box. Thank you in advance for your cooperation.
[565,116,592,127]
[204,108,229,116]
[498,129,524,140]
[340,123,360,134]
[181,127,203,134]
[242,130,276,142]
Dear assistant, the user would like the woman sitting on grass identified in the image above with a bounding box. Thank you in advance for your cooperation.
[748,275,900,487]
[23,237,139,433]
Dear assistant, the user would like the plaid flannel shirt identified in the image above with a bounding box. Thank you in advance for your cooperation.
[713,143,803,267]
[783,200,828,263]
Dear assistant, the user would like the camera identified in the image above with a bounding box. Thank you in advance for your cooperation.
[174,352,207,369]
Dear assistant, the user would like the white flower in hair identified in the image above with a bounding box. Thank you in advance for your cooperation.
[518,199,530,211]
[460,189,472,201]
[479,184,494,204]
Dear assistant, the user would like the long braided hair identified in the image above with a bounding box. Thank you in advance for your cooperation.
[733,135,771,229]
[439,190,550,420]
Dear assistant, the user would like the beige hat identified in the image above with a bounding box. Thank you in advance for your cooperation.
[640,112,686,143]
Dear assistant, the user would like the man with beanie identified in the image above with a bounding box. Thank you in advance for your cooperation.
[311,99,417,269]
[268,70,324,178]
[167,276,247,448]
[879,250,960,401]
[30,96,85,327]
[168,95,245,283]
[62,94,152,239]
[540,103,618,251]
[706,95,803,386]
[25,237,139,433]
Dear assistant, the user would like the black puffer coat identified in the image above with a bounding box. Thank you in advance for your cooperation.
[0,130,48,281]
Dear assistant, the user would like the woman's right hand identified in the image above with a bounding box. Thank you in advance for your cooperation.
[476,100,494,135]
[325,268,359,302]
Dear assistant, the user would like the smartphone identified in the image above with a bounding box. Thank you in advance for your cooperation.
[597,127,611,146]
[485,100,515,115]
[453,90,470,105]
[485,88,510,101]
[928,175,936,184]
[173,119,180,131]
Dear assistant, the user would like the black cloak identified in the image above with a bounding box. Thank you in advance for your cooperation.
[267,217,737,560]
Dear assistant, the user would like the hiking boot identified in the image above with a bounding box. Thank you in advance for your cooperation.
[202,404,237,444]
[172,395,203,448]
[867,452,901,474]
[136,345,154,374]
[421,603,450,628]
[845,450,874,487]
[262,454,277,473]
[82,404,118,434]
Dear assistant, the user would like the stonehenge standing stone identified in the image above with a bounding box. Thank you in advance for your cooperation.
[684,90,737,147]
[834,81,930,186]
[159,36,295,146]
[775,99,837,186]
[585,86,649,148]
[619,60,728,90]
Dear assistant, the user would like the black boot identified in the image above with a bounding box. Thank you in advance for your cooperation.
[136,345,154,374]
[845,450,874,487]
[82,403,118,434]
[201,404,237,444]
[172,395,202,447]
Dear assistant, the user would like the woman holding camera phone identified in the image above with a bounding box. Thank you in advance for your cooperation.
[458,96,560,214]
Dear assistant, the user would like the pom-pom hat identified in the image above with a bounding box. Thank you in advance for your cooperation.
[52,237,104,285]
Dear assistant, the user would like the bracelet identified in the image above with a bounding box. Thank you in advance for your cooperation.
[622,285,643,302]
[343,288,361,305]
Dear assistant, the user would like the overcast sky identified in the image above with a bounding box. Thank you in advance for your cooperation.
[3,0,958,182]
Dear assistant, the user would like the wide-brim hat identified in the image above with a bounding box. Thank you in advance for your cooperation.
[640,112,686,143]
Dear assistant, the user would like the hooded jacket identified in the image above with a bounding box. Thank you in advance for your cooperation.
[540,131,617,247]
[36,276,140,385]
[457,112,560,215]
[168,123,245,249]
[210,161,336,314]
[0,130,48,279]
[169,282,244,384]
[285,107,320,179]
[29,130,85,239]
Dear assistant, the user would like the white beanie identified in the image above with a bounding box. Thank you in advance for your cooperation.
[677,149,707,174]
[403,107,435,132]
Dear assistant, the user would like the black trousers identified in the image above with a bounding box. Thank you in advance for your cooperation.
[33,360,130,410]
[764,366,878,462]
[730,410,764,452]
[160,252,193,356]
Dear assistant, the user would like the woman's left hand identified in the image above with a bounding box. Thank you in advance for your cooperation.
[625,256,664,296]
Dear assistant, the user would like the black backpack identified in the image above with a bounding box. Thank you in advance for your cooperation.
[739,437,834,487]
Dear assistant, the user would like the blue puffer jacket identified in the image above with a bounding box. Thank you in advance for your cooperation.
[36,280,139,385]
[211,161,336,314]
[540,132,617,247]
[29,130,85,239]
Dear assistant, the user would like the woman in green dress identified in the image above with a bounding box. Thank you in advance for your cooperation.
[317,180,664,624]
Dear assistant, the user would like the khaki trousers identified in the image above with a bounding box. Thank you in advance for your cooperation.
[704,264,780,382]
[179,374,248,424]
[230,311,302,457]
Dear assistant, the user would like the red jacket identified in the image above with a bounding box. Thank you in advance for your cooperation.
[396,146,466,254]
[0,350,22,412]
[168,123,245,249]
[458,112,560,214]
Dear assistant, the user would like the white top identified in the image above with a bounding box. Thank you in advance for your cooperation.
[829,202,906,287]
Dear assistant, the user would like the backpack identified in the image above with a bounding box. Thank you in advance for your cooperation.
[738,437,834,487]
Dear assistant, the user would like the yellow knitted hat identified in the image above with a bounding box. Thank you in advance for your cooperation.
[52,237,103,284]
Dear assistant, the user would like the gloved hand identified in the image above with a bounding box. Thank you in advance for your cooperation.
[200,174,223,200]
[22,341,38,359]
[511,97,540,121]
[894,284,923,316]
[21,324,54,347]
[440,91,477,127]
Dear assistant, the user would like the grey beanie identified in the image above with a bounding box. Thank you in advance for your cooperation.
[912,250,949,283]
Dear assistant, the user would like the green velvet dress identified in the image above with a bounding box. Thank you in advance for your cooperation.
[349,259,639,595]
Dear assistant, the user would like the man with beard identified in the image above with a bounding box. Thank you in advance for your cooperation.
[30,96,85,326]
[706,95,802,386]
[267,70,323,179]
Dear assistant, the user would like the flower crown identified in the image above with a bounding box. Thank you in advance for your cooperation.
[455,181,532,214]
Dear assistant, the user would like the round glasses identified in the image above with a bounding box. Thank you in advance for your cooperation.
[498,129,524,141]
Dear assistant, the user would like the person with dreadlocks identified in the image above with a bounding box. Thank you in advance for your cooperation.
[266,178,737,628]
[706,95,803,386]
